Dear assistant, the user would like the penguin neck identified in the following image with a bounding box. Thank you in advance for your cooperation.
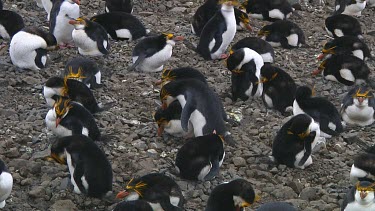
[221,4,234,13]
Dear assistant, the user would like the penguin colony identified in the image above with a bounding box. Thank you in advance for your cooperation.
[0,0,375,210]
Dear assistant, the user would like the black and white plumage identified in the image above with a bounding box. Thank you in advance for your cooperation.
[293,86,344,138]
[50,135,112,197]
[0,10,24,40]
[341,181,375,211]
[157,67,207,85]
[205,179,258,211]
[272,114,320,169]
[325,14,362,39]
[350,145,375,183]
[104,0,133,13]
[63,57,102,88]
[69,17,110,56]
[38,0,53,20]
[9,27,56,71]
[241,0,294,21]
[258,20,305,49]
[341,86,375,127]
[334,0,366,16]
[0,159,13,209]
[90,12,147,41]
[256,202,296,211]
[113,200,153,211]
[231,37,275,63]
[175,134,225,181]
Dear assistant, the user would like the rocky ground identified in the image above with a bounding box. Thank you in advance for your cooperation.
[0,0,374,210]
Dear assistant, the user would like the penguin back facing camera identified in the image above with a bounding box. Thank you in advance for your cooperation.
[341,181,375,210]
[350,145,375,183]
[0,159,13,209]
[63,57,101,88]
[191,0,219,36]
[231,37,275,63]
[334,0,366,16]
[325,14,362,39]
[0,10,25,40]
[157,67,207,85]
[104,0,133,13]
[242,0,294,21]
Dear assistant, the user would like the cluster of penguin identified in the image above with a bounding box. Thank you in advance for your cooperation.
[1,0,375,210]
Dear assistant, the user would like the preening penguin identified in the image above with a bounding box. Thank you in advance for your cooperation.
[104,0,133,13]
[10,27,56,71]
[241,0,294,21]
[256,202,296,211]
[334,0,366,16]
[205,178,258,211]
[0,10,24,40]
[350,145,375,183]
[156,67,207,85]
[341,181,375,211]
[129,33,183,72]
[90,12,147,41]
[113,200,153,211]
[325,14,362,39]
[341,86,375,126]
[63,57,102,88]
[45,96,101,141]
[293,86,344,138]
[271,114,320,169]
[49,135,112,197]
[70,17,110,56]
[0,159,13,208]
[258,20,305,49]
[231,37,275,63]
[116,173,184,211]
[175,133,225,181]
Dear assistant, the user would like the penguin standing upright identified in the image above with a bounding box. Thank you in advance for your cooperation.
[325,14,362,39]
[272,114,320,169]
[242,0,294,21]
[205,179,258,211]
[104,0,133,13]
[9,27,56,71]
[0,159,13,209]
[341,181,375,210]
[63,57,102,88]
[49,135,112,197]
[334,0,366,16]
[350,145,375,183]
[231,37,275,63]
[50,0,80,48]
[0,10,24,40]
[196,0,237,60]
[40,0,53,20]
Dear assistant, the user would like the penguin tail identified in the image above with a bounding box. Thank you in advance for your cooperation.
[182,39,197,52]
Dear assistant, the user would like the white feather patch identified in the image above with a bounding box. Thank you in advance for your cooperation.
[340,68,355,82]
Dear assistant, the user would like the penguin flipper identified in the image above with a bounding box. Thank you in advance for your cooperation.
[203,158,220,181]
[97,40,109,55]
[340,90,355,113]
[333,0,346,15]
[298,131,315,166]
[210,22,226,53]
[280,37,293,49]
[128,54,146,71]
[180,95,195,132]
[72,157,87,194]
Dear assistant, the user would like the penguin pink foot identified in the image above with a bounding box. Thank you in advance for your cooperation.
[220,54,229,59]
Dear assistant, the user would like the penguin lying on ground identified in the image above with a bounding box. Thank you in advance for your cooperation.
[256,202,296,211]
[341,86,375,126]
[104,0,133,13]
[325,14,362,39]
[0,159,13,209]
[90,12,147,41]
[116,173,184,211]
[113,200,153,211]
[0,10,24,41]
[10,27,56,71]
[63,57,102,88]
[49,135,112,197]
[69,17,110,56]
[313,54,370,86]
[341,181,375,210]
[129,33,183,72]
[259,64,296,115]
[334,0,366,16]
[205,178,259,211]
[45,96,101,140]
[241,0,294,21]
[350,145,375,183]
[293,86,344,138]
[156,67,207,85]
[175,133,225,181]
[258,20,305,49]
[272,114,320,169]
[231,37,275,63]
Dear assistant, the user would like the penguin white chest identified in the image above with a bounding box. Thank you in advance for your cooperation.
[352,50,364,60]
[268,9,285,20]
[190,110,207,137]
[45,110,73,137]
[342,104,374,126]
[0,172,13,207]
[292,100,305,116]
[133,43,173,72]
[342,2,366,16]
[345,201,375,211]
[53,2,79,44]
[72,29,106,56]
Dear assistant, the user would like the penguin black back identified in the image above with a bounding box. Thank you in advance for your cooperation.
[191,0,219,36]
[22,26,57,46]
[242,0,294,21]
[259,20,305,48]
[113,200,153,211]
[132,34,170,57]
[154,100,182,123]
[0,10,25,39]
[105,0,133,13]
[63,57,101,88]
[320,36,371,60]
[160,67,207,84]
[231,37,275,63]
[79,19,109,53]
[325,14,362,38]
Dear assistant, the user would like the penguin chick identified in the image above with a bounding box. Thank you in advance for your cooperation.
[0,10,24,40]
[69,17,110,56]
[272,114,320,169]
[90,12,147,41]
[116,173,184,211]
[175,133,225,181]
[341,86,375,127]
[49,135,112,197]
[256,202,296,211]
[313,54,370,86]
[341,181,375,211]
[205,178,258,211]
[63,57,101,88]
[156,67,207,85]
[113,200,153,211]
[226,47,264,101]
[45,96,101,140]
[350,145,375,183]
[334,0,366,16]
[129,33,183,72]
[242,0,294,21]
[325,14,362,39]
[231,37,275,63]
[259,64,296,114]
[104,0,133,13]
[0,159,13,209]
[293,86,344,138]
[258,20,305,49]
[9,27,56,71]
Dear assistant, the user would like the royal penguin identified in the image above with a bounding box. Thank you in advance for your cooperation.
[258,20,305,49]
[49,0,80,48]
[341,86,375,126]
[45,96,101,141]
[116,173,184,211]
[0,10,24,41]
[271,114,320,169]
[231,37,275,63]
[175,133,225,181]
[241,0,294,21]
[334,0,366,16]
[49,135,112,197]
[156,67,207,85]
[317,36,372,61]
[259,64,296,115]
[341,181,375,211]
[104,0,133,13]
[63,57,102,88]
[196,0,237,60]
[293,86,344,138]
[256,202,296,211]
[114,200,153,211]
[205,178,259,211]
[129,33,184,72]
[350,145,375,183]
[0,159,13,209]
[313,54,370,86]
[325,14,362,39]
[39,0,53,20]
[226,47,264,101]
[9,27,56,71]
[69,17,110,56]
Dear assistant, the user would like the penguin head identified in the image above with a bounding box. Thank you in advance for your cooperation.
[65,66,87,81]
[218,0,239,7]
[49,138,68,165]
[312,59,327,76]
[229,179,259,209]
[153,101,181,136]
[352,86,373,107]
[287,114,313,139]
[69,17,88,30]
[317,43,336,61]
[235,9,252,31]
[160,81,182,108]
[354,181,375,205]
[259,64,278,84]
[53,96,73,127]
[116,178,148,200]
[258,25,271,37]
[158,67,206,85]
[295,86,313,100]
[226,49,245,72]
[158,68,177,85]
[67,0,80,5]
[161,33,184,46]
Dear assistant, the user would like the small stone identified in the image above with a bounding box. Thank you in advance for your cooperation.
[49,199,78,211]
[5,147,20,158]
[29,186,46,198]
[169,7,187,13]
[233,157,246,167]
[299,187,320,201]
[147,149,158,158]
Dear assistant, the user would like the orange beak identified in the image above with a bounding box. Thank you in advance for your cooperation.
[154,80,163,86]
[162,102,168,110]
[317,53,326,60]
[173,36,184,41]
[68,20,77,25]
[157,126,164,136]
[245,24,252,31]
[360,191,367,199]
[312,69,323,76]
[73,0,80,5]
[358,97,364,103]
[56,117,62,127]
[116,190,129,199]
